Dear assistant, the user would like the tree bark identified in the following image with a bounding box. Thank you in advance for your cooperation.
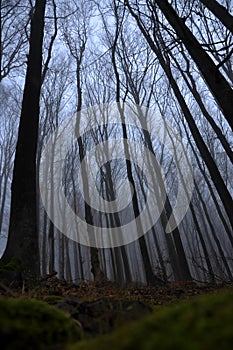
[0,0,2,81]
[2,0,46,282]
[199,0,233,34]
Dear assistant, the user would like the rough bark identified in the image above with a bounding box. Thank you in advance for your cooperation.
[2,0,46,283]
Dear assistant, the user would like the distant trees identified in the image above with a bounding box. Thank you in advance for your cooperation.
[0,0,29,81]
[0,0,232,286]
[0,86,18,239]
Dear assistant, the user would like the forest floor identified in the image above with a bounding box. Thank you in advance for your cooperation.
[32,276,232,306]
[0,276,233,350]
[1,276,231,309]
[1,275,232,338]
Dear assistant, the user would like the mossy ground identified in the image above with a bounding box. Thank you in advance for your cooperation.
[0,297,82,350]
[0,279,232,350]
[67,289,233,350]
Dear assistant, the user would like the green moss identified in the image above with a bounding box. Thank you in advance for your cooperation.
[68,289,233,350]
[0,258,21,272]
[0,297,82,350]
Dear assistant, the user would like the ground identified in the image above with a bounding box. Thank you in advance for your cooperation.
[68,288,233,350]
[0,277,232,349]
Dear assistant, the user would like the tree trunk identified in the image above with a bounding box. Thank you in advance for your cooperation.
[199,0,233,34]
[75,58,104,284]
[0,0,2,81]
[171,50,233,164]
[136,22,233,229]
[126,0,233,131]
[153,0,233,131]
[2,0,46,283]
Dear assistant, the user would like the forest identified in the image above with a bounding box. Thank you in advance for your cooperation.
[0,0,233,349]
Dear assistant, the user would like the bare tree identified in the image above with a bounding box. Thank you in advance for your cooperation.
[125,1,233,231]
[1,0,46,283]
[125,0,233,131]
[0,90,17,235]
[0,0,30,81]
[199,0,233,34]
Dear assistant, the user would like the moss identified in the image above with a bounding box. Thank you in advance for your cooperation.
[0,258,21,272]
[68,289,233,350]
[0,297,82,350]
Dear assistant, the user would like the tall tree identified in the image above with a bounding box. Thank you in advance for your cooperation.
[2,0,46,283]
[125,0,233,230]
[199,0,233,34]
[125,0,233,131]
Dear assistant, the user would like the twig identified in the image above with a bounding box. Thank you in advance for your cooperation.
[0,282,18,297]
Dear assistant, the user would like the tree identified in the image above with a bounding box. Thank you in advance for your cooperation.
[0,87,17,235]
[0,0,29,81]
[155,0,233,131]
[125,0,233,230]
[125,0,233,132]
[199,0,233,34]
[1,0,46,283]
[62,0,106,283]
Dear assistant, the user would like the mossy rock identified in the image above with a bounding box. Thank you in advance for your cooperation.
[0,297,82,350]
[68,289,233,350]
[68,298,152,336]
